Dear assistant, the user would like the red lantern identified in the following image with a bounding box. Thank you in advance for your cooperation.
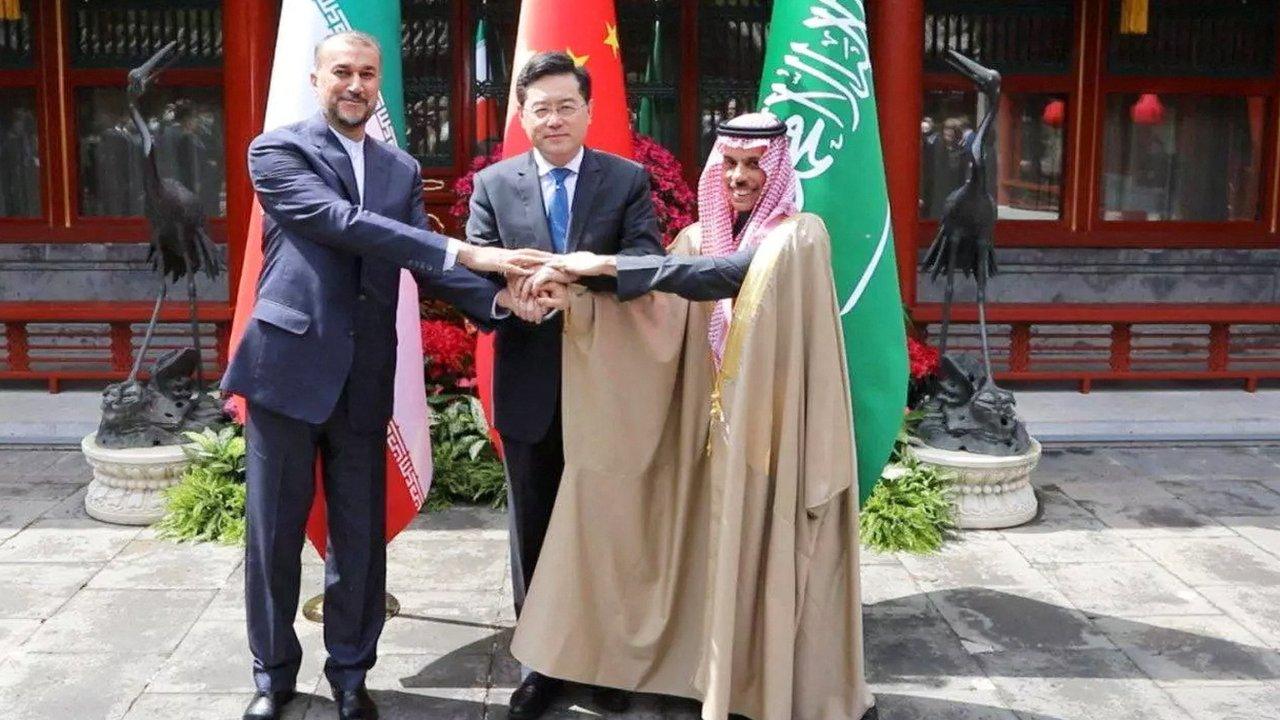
[1131,93,1165,125]
[1041,99,1065,127]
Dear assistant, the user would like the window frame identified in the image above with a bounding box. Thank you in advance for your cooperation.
[0,0,227,244]
[1078,0,1280,247]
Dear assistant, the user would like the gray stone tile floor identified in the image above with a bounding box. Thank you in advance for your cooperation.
[0,444,1278,719]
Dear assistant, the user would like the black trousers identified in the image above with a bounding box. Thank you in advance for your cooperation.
[243,392,388,693]
[501,404,564,617]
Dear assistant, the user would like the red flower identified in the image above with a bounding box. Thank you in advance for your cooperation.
[908,336,941,380]
[420,319,476,381]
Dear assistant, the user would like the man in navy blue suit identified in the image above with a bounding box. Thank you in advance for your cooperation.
[222,31,547,720]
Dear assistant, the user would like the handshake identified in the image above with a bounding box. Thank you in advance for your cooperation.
[455,244,620,324]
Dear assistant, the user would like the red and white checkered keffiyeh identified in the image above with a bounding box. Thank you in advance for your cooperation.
[698,112,799,369]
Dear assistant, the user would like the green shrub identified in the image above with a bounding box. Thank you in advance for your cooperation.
[860,435,955,554]
[156,425,247,545]
[426,394,507,511]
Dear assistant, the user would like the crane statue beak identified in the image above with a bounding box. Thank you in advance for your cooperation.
[944,49,1000,89]
[127,41,180,98]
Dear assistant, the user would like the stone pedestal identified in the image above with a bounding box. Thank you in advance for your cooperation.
[80,433,190,525]
[912,438,1042,529]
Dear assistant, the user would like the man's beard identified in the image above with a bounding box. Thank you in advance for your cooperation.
[327,102,372,130]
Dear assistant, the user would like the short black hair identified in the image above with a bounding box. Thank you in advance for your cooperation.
[515,51,592,105]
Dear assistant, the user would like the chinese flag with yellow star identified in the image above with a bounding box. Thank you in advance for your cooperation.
[474,0,633,451]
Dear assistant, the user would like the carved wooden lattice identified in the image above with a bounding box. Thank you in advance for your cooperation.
[0,5,32,69]
[1108,0,1276,78]
[69,0,222,69]
[698,0,773,159]
[924,0,1073,75]
[402,0,453,168]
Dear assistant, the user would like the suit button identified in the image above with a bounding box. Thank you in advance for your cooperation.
[348,330,356,337]
[357,293,367,301]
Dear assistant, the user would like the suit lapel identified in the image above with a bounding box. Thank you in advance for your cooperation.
[515,151,554,252]
[567,148,601,251]
[309,114,361,204]
[362,139,392,215]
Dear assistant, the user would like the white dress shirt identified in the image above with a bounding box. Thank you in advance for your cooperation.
[329,127,461,271]
[533,146,584,230]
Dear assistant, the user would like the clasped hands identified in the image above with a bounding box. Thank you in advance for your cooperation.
[458,244,617,324]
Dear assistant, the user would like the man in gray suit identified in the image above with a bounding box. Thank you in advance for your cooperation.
[465,51,663,719]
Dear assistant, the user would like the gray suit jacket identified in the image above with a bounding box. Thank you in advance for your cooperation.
[467,148,663,442]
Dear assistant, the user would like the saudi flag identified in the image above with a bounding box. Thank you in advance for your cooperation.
[759,0,907,503]
[227,0,431,553]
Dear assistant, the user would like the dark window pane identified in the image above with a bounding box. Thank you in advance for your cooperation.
[619,0,681,156]
[0,88,40,218]
[77,86,225,217]
[69,0,222,69]
[1108,0,1275,78]
[924,0,1073,75]
[0,6,35,69]
[920,90,1064,221]
[402,0,453,167]
[1101,94,1262,222]
[698,0,773,160]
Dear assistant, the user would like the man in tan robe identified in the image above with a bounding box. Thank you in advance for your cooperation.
[513,113,875,720]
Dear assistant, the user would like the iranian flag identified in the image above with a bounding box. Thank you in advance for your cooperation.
[473,0,633,449]
[758,0,908,503]
[474,19,500,146]
[227,0,431,554]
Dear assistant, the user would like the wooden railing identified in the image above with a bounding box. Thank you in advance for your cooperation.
[0,302,232,393]
[912,303,1280,392]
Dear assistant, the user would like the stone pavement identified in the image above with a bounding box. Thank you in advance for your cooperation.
[0,444,1279,720]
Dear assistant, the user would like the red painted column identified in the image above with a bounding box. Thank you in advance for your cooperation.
[222,0,279,305]
[870,0,924,307]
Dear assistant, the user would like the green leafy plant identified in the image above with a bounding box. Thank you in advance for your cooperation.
[861,434,955,554]
[426,394,506,511]
[156,425,247,545]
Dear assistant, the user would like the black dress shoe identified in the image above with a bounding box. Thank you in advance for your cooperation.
[591,685,631,713]
[508,672,564,720]
[333,685,378,720]
[243,690,296,720]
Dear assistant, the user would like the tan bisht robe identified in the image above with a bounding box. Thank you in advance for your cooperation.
[510,214,873,720]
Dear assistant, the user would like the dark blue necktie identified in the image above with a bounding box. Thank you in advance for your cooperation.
[548,167,572,254]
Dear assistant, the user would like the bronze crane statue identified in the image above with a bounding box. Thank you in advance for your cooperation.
[921,49,1000,380]
[125,41,222,393]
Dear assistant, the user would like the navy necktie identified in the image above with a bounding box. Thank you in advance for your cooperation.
[548,167,572,253]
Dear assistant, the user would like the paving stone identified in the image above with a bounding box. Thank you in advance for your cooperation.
[376,591,508,657]
[860,563,930,615]
[303,654,490,720]
[35,486,94,520]
[1056,479,1232,538]
[201,556,322,622]
[1032,447,1128,483]
[149,618,325,694]
[89,538,243,590]
[1094,614,1280,687]
[871,690,1020,720]
[927,586,1112,653]
[1001,485,1106,535]
[1135,536,1280,587]
[975,649,1194,720]
[1165,684,1280,720]
[1219,514,1280,559]
[0,651,166,720]
[1039,562,1216,617]
[0,562,101,619]
[1107,446,1280,482]
[1196,586,1280,648]
[384,539,510,592]
[1157,479,1280,517]
[0,480,84,501]
[409,506,508,540]
[897,535,1052,591]
[864,603,985,685]
[1003,528,1147,565]
[24,588,213,654]
[0,499,58,542]
[487,684,671,720]
[0,451,64,480]
[122,692,313,720]
[0,619,40,655]
[0,518,141,562]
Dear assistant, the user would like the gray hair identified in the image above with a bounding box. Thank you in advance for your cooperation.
[314,30,382,68]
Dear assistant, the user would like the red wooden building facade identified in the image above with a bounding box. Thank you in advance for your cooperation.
[0,0,1277,391]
